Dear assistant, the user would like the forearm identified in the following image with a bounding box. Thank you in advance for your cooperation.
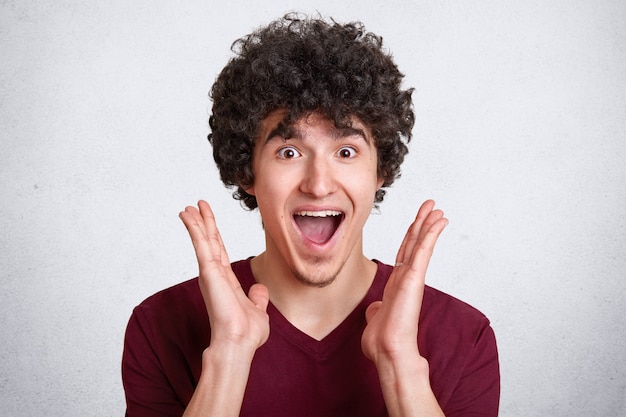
[375,354,445,417]
[182,344,255,417]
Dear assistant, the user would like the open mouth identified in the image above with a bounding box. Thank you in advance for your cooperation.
[293,210,343,245]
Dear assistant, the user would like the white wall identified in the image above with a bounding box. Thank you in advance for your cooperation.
[1,0,624,415]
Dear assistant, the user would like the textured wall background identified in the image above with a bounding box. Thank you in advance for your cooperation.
[1,0,625,415]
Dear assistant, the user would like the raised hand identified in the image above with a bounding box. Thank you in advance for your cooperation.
[361,200,447,416]
[179,200,270,416]
[179,200,270,354]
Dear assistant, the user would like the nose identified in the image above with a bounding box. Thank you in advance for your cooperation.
[299,155,337,197]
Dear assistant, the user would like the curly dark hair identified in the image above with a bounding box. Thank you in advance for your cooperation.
[208,13,414,210]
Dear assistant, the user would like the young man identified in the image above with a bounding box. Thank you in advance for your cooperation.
[122,14,500,417]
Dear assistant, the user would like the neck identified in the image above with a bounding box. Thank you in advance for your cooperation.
[250,251,377,340]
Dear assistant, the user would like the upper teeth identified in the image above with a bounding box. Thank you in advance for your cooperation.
[295,210,342,217]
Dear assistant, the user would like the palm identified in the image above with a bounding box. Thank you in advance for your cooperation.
[179,200,270,352]
[362,200,447,362]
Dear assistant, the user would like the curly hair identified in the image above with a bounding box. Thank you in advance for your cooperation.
[208,13,414,210]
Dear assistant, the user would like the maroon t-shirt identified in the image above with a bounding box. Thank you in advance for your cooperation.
[122,260,500,416]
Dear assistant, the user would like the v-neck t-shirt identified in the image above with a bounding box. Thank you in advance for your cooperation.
[122,259,500,416]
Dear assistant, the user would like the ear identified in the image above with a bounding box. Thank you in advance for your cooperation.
[376,176,384,190]
[243,185,256,196]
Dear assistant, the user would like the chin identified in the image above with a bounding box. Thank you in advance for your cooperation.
[292,259,344,288]
[293,272,337,288]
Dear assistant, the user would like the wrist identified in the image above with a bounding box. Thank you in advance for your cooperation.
[202,342,256,373]
[374,353,445,416]
[185,345,256,417]
[375,351,431,390]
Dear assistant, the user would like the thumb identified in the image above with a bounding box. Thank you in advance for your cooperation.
[365,301,382,323]
[248,283,270,312]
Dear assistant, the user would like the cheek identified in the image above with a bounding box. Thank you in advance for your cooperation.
[253,171,296,212]
[366,158,384,191]
[353,177,380,206]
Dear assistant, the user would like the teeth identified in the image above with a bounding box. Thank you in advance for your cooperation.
[294,210,342,217]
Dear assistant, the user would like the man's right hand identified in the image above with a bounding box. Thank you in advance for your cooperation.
[179,200,269,416]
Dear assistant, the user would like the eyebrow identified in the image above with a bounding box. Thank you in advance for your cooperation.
[264,120,292,144]
[263,122,369,144]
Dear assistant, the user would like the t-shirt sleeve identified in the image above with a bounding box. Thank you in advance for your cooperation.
[443,319,500,417]
[122,306,186,417]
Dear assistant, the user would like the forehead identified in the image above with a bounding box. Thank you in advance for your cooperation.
[256,110,373,144]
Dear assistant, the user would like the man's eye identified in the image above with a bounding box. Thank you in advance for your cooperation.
[277,146,301,159]
[337,147,357,158]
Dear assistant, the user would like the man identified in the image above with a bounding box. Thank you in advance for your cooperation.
[122,14,500,417]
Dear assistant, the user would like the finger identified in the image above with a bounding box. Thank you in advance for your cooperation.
[184,202,243,292]
[180,203,238,296]
[404,201,445,259]
[395,217,420,266]
[179,206,223,266]
[392,218,447,329]
[407,216,448,274]
[365,301,382,323]
[416,208,445,244]
[197,200,231,267]
[248,283,270,312]
[395,200,436,265]
[179,205,205,235]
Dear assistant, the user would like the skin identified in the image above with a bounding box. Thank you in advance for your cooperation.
[247,111,383,338]
[178,112,448,417]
